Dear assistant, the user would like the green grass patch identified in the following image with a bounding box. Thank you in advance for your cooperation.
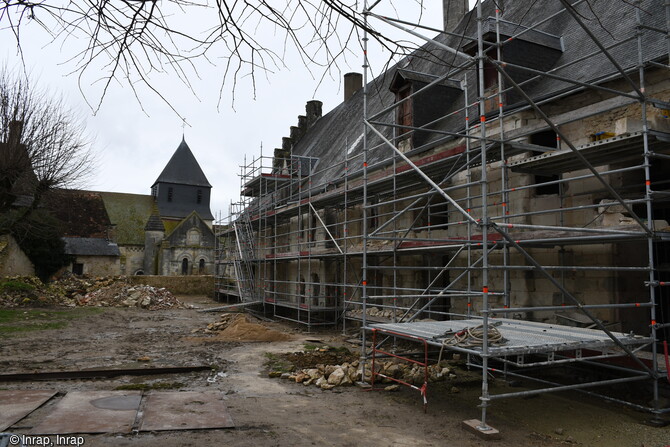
[302,343,350,354]
[263,352,295,374]
[1,280,37,293]
[0,307,104,334]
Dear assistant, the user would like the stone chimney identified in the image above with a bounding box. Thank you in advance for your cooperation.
[443,0,469,33]
[298,115,308,133]
[282,137,292,152]
[306,100,322,126]
[290,125,303,145]
[344,72,363,101]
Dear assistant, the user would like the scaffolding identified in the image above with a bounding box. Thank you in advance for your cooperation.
[217,0,670,427]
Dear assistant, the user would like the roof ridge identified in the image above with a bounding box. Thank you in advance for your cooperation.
[152,138,212,188]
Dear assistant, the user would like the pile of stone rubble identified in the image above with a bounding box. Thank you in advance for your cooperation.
[0,275,187,310]
[272,359,456,391]
[76,281,188,310]
[346,307,404,321]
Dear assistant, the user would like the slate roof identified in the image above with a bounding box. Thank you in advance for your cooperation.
[152,138,212,188]
[286,0,667,188]
[157,200,215,222]
[144,210,166,232]
[63,237,120,257]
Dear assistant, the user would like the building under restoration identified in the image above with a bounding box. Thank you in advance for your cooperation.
[217,0,670,428]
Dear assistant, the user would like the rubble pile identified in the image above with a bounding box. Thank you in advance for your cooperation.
[346,307,405,321]
[50,274,123,301]
[268,346,457,391]
[77,281,187,310]
[199,313,293,342]
[204,313,240,332]
[0,276,55,307]
[0,274,187,310]
[279,360,456,390]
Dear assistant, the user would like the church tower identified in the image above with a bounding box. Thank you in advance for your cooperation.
[150,138,214,223]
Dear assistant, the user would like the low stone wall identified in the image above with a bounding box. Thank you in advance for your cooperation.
[128,275,215,296]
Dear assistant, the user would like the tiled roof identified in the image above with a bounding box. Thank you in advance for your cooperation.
[44,190,112,238]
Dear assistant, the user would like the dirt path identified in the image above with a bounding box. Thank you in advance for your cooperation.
[1,299,668,446]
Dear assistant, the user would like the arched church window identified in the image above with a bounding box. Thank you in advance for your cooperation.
[181,258,189,275]
[199,258,206,274]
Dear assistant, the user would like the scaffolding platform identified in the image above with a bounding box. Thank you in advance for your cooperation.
[370,318,652,358]
[508,131,670,175]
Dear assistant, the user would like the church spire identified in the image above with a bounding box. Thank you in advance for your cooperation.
[152,138,211,188]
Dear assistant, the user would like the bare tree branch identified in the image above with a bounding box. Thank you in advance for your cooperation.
[0,66,94,234]
[1,1,426,112]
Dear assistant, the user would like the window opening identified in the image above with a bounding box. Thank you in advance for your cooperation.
[72,263,83,275]
[396,84,413,139]
[530,130,560,195]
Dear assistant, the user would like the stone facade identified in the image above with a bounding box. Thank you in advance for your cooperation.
[43,138,216,278]
[0,235,35,277]
[221,0,670,335]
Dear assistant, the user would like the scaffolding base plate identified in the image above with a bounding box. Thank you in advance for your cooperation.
[462,419,501,440]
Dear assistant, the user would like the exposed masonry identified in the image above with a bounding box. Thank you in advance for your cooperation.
[217,0,670,426]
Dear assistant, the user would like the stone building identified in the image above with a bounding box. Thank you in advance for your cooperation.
[219,0,670,339]
[46,138,215,277]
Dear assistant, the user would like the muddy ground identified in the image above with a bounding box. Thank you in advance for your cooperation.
[1,295,668,447]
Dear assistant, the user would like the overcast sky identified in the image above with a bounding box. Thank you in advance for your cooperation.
[1,1,462,219]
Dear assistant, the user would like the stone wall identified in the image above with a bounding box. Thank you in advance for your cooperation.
[128,275,215,295]
[70,256,121,277]
[120,246,145,275]
[0,235,35,276]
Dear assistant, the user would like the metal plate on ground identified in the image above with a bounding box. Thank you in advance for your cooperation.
[139,392,234,431]
[31,391,141,434]
[0,390,56,431]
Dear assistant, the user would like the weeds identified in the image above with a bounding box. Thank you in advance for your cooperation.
[0,308,103,334]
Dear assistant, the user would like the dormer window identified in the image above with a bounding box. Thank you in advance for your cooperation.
[483,61,498,90]
[389,69,463,153]
[396,84,413,139]
[462,18,563,114]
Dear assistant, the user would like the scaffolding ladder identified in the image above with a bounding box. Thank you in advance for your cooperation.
[232,210,258,302]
